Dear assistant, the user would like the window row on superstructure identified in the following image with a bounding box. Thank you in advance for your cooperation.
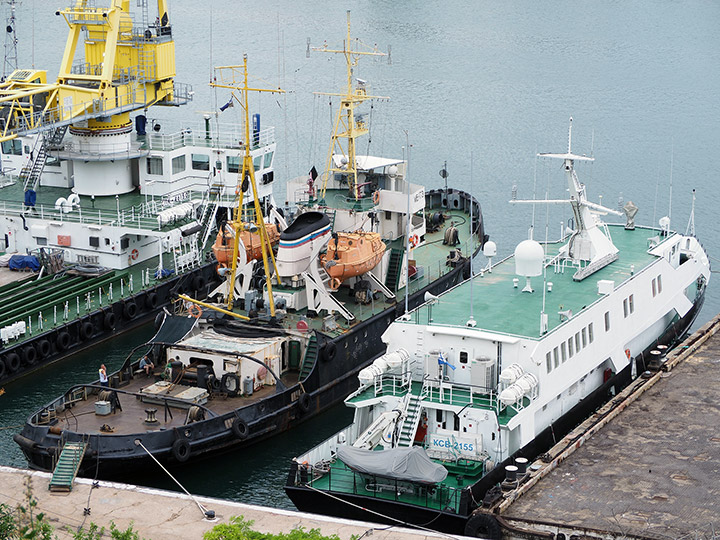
[546,322,594,373]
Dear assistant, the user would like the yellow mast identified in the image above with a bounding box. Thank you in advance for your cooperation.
[314,11,388,200]
[210,57,284,315]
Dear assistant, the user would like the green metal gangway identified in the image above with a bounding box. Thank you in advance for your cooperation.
[49,441,87,492]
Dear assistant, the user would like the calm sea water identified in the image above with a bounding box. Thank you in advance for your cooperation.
[1,0,719,509]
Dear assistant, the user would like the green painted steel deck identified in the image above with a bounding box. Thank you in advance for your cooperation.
[404,225,658,339]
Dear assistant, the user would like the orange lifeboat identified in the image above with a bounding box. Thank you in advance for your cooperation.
[320,231,386,289]
[212,222,280,272]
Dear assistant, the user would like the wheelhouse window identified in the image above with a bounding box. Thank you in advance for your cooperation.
[147,157,163,175]
[1,139,22,155]
[264,151,274,168]
[227,156,240,173]
[172,155,186,174]
[192,153,210,171]
[604,311,611,331]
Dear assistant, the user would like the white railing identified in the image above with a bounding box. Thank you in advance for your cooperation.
[145,126,275,153]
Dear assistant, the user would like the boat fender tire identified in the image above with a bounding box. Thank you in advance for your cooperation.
[23,345,37,365]
[104,311,116,330]
[154,312,165,331]
[232,417,249,440]
[298,392,311,414]
[464,513,502,539]
[322,342,337,363]
[123,301,138,320]
[6,352,20,373]
[193,275,207,292]
[146,292,159,309]
[210,375,221,393]
[171,438,191,463]
[80,321,94,341]
[221,373,240,397]
[56,332,71,351]
[37,339,52,358]
[0,358,6,379]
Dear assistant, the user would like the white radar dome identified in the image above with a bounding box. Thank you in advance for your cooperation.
[514,239,544,277]
[483,240,497,258]
[387,165,398,177]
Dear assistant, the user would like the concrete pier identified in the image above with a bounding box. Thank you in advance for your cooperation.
[0,465,462,540]
[493,315,720,539]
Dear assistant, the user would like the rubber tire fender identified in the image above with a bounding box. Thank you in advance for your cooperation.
[37,339,51,358]
[104,311,116,330]
[464,512,502,539]
[123,301,138,320]
[5,352,20,373]
[322,341,337,363]
[193,274,207,292]
[231,417,249,440]
[171,438,191,463]
[298,392,311,414]
[146,292,159,309]
[23,345,37,365]
[0,358,6,379]
[220,373,240,397]
[56,332,71,351]
[80,321,94,341]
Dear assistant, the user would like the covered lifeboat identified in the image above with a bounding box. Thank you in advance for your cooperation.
[212,222,280,272]
[320,231,386,289]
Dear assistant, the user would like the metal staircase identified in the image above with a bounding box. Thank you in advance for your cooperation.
[49,440,87,492]
[298,335,318,381]
[385,248,403,291]
[22,126,68,192]
[397,393,422,447]
[197,182,223,252]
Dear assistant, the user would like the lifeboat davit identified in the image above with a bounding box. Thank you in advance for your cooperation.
[320,231,386,289]
[212,222,280,272]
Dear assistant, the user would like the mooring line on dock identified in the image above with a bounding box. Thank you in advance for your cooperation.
[134,439,216,521]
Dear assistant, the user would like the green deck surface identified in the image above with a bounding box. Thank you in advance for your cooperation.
[406,225,658,339]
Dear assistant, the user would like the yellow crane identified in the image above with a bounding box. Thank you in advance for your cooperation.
[0,0,183,143]
[210,56,284,316]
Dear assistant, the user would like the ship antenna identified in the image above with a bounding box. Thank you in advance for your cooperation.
[668,139,674,229]
[3,0,18,78]
[467,151,476,328]
[530,144,538,240]
[686,189,696,237]
[403,132,411,316]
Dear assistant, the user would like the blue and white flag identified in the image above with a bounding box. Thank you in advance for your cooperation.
[437,352,455,370]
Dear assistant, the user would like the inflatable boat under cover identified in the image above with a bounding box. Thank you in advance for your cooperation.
[336,446,448,484]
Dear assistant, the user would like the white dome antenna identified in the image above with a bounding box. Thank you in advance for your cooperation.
[514,239,543,293]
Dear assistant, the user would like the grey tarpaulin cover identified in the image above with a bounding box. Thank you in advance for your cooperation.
[149,313,197,344]
[336,446,448,484]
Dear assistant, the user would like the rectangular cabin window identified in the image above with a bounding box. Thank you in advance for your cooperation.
[553,347,559,368]
[568,337,574,358]
[589,323,594,343]
[192,153,210,171]
[227,156,240,173]
[604,311,611,331]
[146,157,163,175]
[264,151,274,168]
[657,275,662,293]
[172,155,186,174]
[629,294,634,314]
[546,352,552,373]
[1,139,22,155]
[575,332,581,351]
[253,155,262,171]
[623,299,628,318]
[459,351,468,364]
[581,328,587,348]
[561,342,567,363]
[652,278,657,297]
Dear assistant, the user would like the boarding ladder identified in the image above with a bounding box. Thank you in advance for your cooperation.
[298,335,318,381]
[22,126,68,193]
[49,440,87,492]
[197,182,223,252]
[397,393,422,447]
[384,248,403,292]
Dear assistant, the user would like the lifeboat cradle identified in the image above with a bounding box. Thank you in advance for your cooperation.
[302,235,395,322]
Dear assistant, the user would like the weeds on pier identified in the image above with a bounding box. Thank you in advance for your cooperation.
[203,516,353,540]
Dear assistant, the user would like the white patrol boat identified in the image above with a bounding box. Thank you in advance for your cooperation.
[285,121,710,537]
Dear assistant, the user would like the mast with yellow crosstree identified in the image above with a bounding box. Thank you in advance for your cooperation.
[210,56,284,315]
[314,10,389,201]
